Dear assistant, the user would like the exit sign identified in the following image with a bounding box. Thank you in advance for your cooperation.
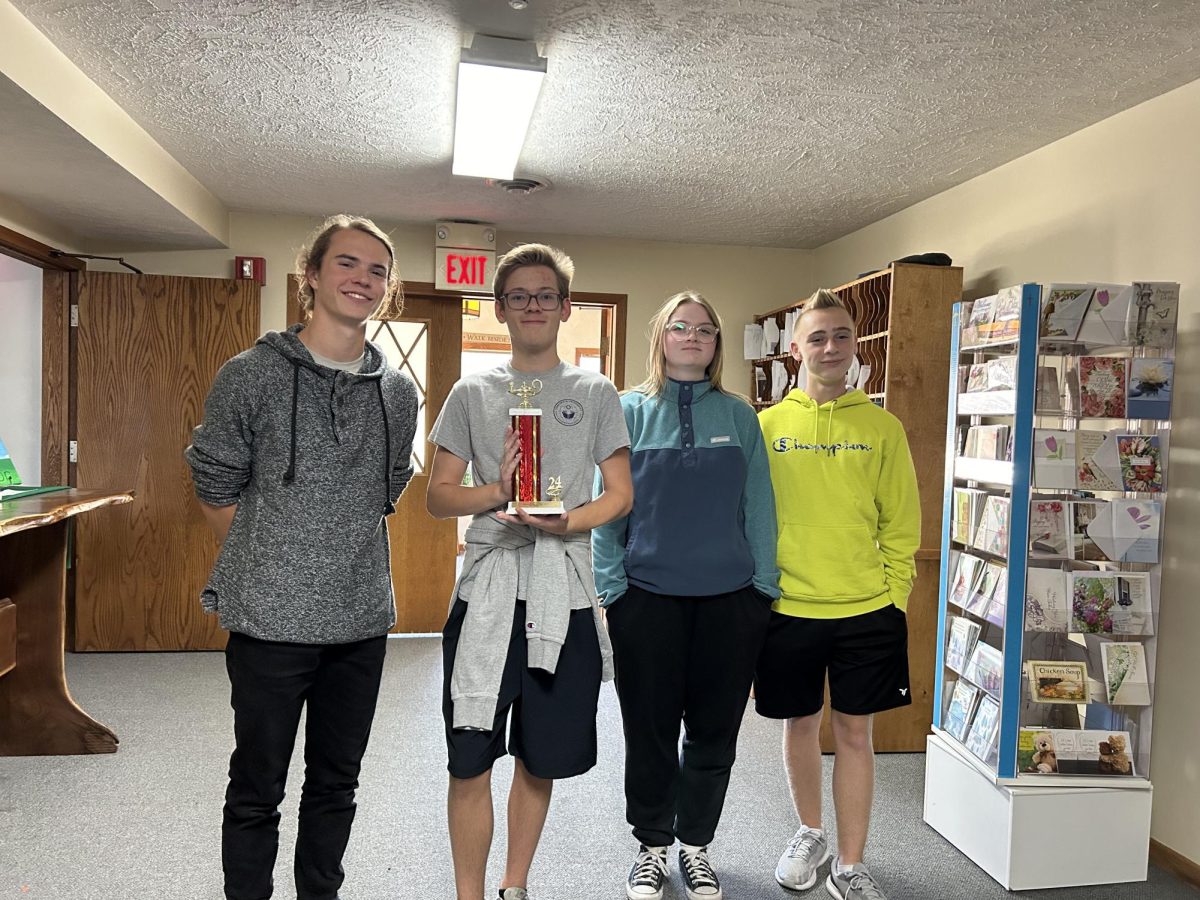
[436,247,495,293]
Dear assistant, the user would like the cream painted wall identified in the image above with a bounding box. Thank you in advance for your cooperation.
[811,76,1200,863]
[94,213,813,396]
[0,193,81,250]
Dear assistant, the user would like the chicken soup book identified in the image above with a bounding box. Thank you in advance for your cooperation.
[1027,660,1089,704]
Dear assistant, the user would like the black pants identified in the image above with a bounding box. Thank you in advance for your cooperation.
[606,584,771,848]
[222,631,387,900]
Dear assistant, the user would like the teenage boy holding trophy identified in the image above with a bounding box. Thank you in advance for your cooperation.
[427,243,633,900]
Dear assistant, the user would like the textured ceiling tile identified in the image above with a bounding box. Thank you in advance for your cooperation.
[6,0,1200,248]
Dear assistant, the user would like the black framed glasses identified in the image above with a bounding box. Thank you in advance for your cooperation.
[665,322,719,343]
[499,290,564,311]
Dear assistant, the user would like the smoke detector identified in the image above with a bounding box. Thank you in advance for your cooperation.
[487,176,551,195]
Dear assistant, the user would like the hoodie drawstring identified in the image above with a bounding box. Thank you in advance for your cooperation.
[281,353,395,516]
[283,363,300,484]
[376,378,395,516]
[809,397,837,456]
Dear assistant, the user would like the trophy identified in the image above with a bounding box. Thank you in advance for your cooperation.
[507,380,565,515]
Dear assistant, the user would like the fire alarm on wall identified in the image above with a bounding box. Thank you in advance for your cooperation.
[234,256,266,286]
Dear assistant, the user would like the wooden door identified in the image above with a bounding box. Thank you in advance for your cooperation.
[287,280,462,633]
[73,272,260,650]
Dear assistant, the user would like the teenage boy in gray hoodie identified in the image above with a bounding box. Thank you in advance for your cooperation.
[427,243,633,900]
[186,215,418,900]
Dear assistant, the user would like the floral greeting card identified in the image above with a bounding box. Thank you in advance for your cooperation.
[1117,434,1162,492]
[1078,356,1127,418]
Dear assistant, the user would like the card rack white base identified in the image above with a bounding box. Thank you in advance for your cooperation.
[923,733,1152,890]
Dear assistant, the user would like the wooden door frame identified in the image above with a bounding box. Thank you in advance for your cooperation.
[0,224,84,487]
[571,291,627,388]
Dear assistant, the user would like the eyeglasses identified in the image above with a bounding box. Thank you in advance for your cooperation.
[666,322,719,343]
[499,290,564,310]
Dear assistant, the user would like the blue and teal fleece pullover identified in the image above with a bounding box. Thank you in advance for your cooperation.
[592,379,780,605]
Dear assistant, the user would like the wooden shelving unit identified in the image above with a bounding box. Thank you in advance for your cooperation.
[750,262,964,751]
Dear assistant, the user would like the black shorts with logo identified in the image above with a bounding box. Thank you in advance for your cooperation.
[441,597,602,780]
[754,603,911,718]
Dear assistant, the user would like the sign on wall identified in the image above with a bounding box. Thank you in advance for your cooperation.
[435,221,496,294]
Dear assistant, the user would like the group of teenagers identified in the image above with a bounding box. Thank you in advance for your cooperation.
[186,214,921,900]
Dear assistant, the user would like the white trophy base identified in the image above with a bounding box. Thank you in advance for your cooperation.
[506,501,566,516]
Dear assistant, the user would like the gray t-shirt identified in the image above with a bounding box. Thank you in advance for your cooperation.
[430,361,630,605]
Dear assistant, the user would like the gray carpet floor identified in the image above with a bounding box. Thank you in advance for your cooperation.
[1,638,1196,899]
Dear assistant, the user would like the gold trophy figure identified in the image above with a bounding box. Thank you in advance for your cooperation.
[507,380,565,515]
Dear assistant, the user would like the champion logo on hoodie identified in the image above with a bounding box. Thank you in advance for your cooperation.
[771,437,874,456]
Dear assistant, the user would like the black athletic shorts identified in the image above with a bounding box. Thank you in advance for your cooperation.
[754,603,911,718]
[441,597,602,780]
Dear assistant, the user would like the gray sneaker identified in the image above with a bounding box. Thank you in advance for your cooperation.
[499,888,528,900]
[825,863,888,900]
[775,827,831,891]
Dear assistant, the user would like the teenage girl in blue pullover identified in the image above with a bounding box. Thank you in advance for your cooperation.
[593,291,780,900]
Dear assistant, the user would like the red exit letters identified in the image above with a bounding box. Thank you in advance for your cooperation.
[445,253,488,288]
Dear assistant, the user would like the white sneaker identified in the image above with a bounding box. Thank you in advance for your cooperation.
[626,845,669,900]
[775,826,831,891]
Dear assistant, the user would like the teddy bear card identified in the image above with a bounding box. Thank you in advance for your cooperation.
[1018,727,1136,776]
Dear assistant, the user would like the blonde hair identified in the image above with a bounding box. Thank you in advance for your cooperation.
[793,288,855,333]
[295,215,403,320]
[493,242,574,301]
[630,291,737,399]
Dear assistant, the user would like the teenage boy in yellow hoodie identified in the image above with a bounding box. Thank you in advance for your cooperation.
[755,289,919,900]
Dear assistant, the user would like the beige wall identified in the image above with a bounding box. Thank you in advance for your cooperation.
[811,76,1200,863]
[92,213,814,396]
[0,193,81,250]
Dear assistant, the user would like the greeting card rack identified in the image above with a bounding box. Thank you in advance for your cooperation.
[922,281,1177,890]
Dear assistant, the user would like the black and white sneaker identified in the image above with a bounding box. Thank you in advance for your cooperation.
[678,844,722,900]
[627,845,668,900]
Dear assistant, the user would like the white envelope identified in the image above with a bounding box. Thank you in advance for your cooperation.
[1086,499,1162,563]
[743,324,764,360]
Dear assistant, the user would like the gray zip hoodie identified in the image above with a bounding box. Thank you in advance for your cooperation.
[185,325,418,644]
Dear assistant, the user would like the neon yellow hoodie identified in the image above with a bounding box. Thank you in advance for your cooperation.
[758,388,920,618]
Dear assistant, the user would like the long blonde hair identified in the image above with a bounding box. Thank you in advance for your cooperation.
[630,290,734,399]
[295,214,403,320]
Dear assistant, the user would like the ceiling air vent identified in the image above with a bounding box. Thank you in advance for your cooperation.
[487,177,551,195]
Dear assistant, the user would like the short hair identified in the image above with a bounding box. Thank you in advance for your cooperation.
[295,215,403,320]
[793,288,855,334]
[493,242,574,302]
[630,290,739,400]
